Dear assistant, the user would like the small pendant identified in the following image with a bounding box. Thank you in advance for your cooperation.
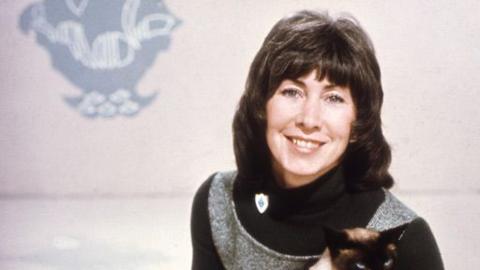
[255,193,269,214]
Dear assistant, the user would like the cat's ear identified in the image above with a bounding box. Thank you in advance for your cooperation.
[381,223,408,243]
[323,226,349,250]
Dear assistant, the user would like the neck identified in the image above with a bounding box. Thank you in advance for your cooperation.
[272,163,339,188]
[265,166,345,221]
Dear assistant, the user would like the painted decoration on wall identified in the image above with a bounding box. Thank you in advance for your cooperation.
[19,0,181,118]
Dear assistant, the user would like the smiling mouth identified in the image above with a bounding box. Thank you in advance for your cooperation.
[286,136,322,150]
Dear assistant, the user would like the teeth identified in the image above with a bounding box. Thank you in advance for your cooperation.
[292,138,319,149]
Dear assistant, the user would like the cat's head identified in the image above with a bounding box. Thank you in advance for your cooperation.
[323,225,407,270]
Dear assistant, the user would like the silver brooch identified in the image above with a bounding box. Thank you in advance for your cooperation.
[255,193,269,214]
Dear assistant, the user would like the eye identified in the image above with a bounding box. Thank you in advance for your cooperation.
[384,258,393,268]
[325,93,345,103]
[280,88,303,98]
[354,262,366,270]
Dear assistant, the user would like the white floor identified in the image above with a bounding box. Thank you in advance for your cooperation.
[0,193,478,269]
[0,196,193,270]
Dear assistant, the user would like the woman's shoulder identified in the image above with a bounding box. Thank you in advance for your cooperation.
[191,173,217,225]
[192,171,237,209]
[192,173,216,205]
[396,217,445,269]
[191,172,230,269]
[364,191,444,268]
[366,190,418,231]
[190,171,234,252]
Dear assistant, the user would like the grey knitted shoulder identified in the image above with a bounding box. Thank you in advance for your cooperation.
[366,190,418,231]
[208,171,317,270]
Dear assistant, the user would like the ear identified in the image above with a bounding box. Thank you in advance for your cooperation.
[381,223,408,243]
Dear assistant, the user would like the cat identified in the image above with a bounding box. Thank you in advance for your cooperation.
[308,224,407,270]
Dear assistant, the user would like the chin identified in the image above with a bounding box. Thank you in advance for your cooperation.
[288,167,323,178]
[289,158,331,174]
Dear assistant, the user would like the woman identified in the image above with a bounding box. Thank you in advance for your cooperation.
[191,10,444,269]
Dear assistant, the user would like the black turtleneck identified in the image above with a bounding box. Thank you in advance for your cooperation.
[233,166,385,255]
[191,169,444,269]
[264,167,345,220]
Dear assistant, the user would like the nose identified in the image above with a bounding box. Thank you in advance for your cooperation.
[295,98,322,132]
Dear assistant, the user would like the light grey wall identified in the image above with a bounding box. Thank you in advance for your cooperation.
[2,0,479,195]
[1,0,479,268]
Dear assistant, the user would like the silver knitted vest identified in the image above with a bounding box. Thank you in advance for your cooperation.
[208,171,417,270]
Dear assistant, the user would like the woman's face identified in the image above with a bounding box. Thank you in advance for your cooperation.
[265,70,356,188]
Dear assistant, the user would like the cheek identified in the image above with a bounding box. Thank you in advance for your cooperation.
[328,112,356,141]
[265,101,280,149]
[266,98,296,129]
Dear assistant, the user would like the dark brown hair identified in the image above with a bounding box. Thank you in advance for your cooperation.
[232,10,393,190]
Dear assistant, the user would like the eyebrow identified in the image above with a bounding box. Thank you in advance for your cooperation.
[288,78,306,87]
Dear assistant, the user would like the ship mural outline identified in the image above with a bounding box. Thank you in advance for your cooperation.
[20,0,181,117]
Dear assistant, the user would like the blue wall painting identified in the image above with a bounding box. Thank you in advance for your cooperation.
[19,0,181,118]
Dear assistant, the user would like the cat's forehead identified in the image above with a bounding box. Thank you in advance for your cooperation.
[345,228,380,242]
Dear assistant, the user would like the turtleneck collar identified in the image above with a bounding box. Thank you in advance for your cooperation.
[264,166,347,221]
